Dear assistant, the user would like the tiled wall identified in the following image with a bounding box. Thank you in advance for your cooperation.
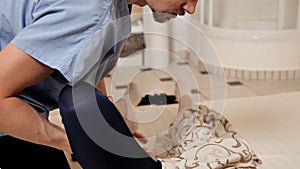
[203,62,300,80]
[177,50,300,81]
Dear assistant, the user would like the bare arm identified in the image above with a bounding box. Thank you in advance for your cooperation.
[0,43,71,153]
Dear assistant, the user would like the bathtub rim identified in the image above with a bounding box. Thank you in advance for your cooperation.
[187,17,300,42]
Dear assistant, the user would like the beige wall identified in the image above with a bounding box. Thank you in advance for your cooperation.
[193,0,299,30]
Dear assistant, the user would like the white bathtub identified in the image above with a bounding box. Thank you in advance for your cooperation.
[198,23,300,79]
[168,0,300,80]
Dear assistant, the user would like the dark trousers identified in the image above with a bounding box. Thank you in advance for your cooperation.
[0,135,70,169]
[58,82,162,169]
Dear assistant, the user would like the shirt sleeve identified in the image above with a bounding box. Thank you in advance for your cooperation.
[11,0,110,83]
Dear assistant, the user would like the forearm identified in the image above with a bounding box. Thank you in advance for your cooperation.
[0,97,72,153]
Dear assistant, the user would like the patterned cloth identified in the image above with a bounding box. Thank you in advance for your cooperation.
[142,105,262,169]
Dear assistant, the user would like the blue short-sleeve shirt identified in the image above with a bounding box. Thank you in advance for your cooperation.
[0,0,131,84]
[0,0,131,136]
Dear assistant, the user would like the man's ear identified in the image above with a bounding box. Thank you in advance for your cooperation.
[178,95,193,112]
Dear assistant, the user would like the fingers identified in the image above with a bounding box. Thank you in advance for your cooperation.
[107,96,113,102]
[133,132,148,144]
[132,132,156,157]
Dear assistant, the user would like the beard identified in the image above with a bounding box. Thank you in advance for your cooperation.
[152,10,185,23]
[152,12,173,23]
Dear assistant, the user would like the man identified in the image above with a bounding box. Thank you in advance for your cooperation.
[0,0,198,168]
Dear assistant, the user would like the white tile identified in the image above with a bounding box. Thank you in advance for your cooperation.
[198,85,255,101]
[110,87,127,101]
[226,85,257,98]
[243,70,251,80]
[287,70,295,79]
[241,80,300,95]
[111,66,141,86]
[133,69,162,83]
[197,60,206,72]
[273,71,280,80]
[217,67,225,76]
[195,74,211,88]
[292,78,300,85]
[295,69,300,78]
[190,92,209,104]
[236,69,243,79]
[265,71,273,80]
[224,68,230,78]
[172,50,189,60]
[230,68,237,78]
[136,104,179,137]
[152,69,172,79]
[258,71,265,80]
[250,70,258,80]
[197,87,212,100]
[223,92,300,169]
[280,71,288,80]
[118,50,143,67]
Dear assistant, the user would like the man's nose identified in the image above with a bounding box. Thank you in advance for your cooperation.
[182,0,198,14]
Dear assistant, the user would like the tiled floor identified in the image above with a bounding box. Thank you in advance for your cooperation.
[220,92,300,168]
[49,57,300,169]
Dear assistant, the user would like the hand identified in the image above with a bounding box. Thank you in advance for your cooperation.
[133,131,147,144]
[107,96,113,102]
[132,132,156,157]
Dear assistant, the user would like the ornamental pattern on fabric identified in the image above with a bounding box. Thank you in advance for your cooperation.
[144,105,262,169]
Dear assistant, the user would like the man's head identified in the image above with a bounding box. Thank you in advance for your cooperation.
[128,0,198,23]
